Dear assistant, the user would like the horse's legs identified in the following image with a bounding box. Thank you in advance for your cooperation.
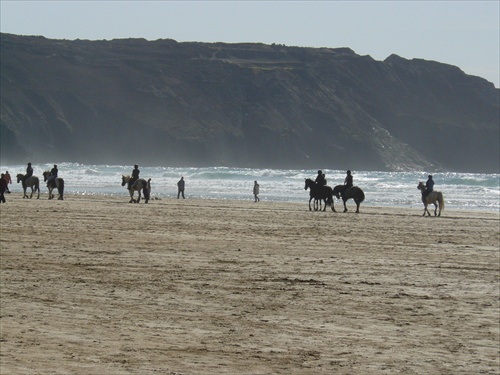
[137,190,142,203]
[355,200,360,213]
[433,202,438,216]
[423,204,431,216]
[343,199,348,213]
[309,197,313,211]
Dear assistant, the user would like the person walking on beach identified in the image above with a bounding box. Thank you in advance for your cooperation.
[0,174,7,203]
[253,180,260,202]
[3,171,12,193]
[129,164,140,189]
[177,176,185,199]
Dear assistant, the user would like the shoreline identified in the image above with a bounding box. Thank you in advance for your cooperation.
[1,194,499,373]
[1,192,499,214]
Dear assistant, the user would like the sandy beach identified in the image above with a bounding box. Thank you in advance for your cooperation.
[1,194,498,374]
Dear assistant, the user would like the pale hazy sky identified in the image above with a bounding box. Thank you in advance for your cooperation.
[1,1,499,87]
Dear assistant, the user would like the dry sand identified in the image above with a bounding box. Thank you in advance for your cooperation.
[1,194,499,374]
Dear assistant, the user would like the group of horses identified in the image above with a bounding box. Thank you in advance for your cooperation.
[304,178,365,213]
[13,172,150,204]
[12,170,444,216]
[305,178,444,216]
[15,171,64,200]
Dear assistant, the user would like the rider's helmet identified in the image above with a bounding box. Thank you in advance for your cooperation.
[317,170,322,174]
[428,175,433,179]
[347,170,351,175]
[134,164,138,168]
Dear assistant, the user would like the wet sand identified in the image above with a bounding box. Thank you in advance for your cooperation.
[1,194,499,374]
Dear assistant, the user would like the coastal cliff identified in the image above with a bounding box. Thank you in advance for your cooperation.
[1,33,498,172]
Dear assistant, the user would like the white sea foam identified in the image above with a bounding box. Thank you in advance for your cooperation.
[1,163,498,211]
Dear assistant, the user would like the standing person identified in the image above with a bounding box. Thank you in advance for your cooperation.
[0,174,7,203]
[47,164,58,187]
[177,176,185,199]
[3,171,12,193]
[129,164,140,189]
[253,180,260,202]
[424,174,434,198]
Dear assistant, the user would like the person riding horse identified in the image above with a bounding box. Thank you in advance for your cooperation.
[129,164,140,190]
[21,162,33,189]
[46,164,58,187]
[423,175,434,199]
[338,170,353,196]
[315,170,326,186]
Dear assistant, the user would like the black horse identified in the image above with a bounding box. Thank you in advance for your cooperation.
[304,178,335,212]
[333,185,365,213]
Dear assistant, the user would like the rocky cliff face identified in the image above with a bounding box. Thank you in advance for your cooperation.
[1,33,498,172]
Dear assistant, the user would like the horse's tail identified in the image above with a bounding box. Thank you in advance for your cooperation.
[59,179,64,199]
[438,192,444,211]
[35,179,40,198]
[358,188,365,203]
[325,186,334,207]
[143,179,151,203]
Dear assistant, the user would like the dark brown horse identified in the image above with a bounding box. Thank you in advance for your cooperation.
[16,173,40,199]
[121,175,151,203]
[333,185,365,213]
[304,178,335,212]
[42,171,64,200]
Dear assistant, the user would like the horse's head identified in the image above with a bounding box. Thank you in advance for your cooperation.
[417,182,425,191]
[42,171,49,181]
[304,178,314,190]
[16,174,23,183]
[121,175,129,187]
[333,185,341,199]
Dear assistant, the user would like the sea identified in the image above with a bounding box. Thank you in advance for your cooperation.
[1,163,498,212]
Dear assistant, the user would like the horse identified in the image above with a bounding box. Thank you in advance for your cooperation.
[417,182,444,216]
[304,178,335,212]
[42,171,64,200]
[16,173,40,199]
[333,185,365,213]
[121,175,151,203]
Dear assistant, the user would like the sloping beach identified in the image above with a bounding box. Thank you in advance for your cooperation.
[1,195,499,374]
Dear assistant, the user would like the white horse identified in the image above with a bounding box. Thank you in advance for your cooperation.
[418,182,444,217]
[121,175,151,203]
[16,173,40,199]
[42,171,64,200]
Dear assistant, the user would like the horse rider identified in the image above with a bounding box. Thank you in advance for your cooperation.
[315,170,326,186]
[129,164,140,189]
[3,171,12,193]
[21,162,33,189]
[47,164,58,187]
[342,170,353,193]
[424,175,434,199]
